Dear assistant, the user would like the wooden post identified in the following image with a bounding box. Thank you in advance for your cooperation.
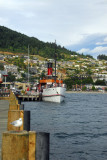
[9,90,20,110]
[1,131,35,160]
[36,132,50,160]
[7,110,30,131]
[29,131,36,160]
[1,131,49,160]
[9,103,20,110]
[24,110,30,131]
[1,90,50,160]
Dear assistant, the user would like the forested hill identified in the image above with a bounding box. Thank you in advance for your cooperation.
[0,26,92,59]
[97,54,107,60]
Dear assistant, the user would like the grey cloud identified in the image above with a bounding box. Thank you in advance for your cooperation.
[0,0,107,58]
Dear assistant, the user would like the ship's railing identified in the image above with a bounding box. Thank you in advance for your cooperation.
[41,83,66,89]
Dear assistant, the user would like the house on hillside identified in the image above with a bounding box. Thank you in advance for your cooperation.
[29,67,38,74]
[92,73,107,83]
[4,65,18,77]
[0,56,4,61]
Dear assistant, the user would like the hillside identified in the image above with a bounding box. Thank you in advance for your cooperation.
[97,54,107,60]
[0,26,93,59]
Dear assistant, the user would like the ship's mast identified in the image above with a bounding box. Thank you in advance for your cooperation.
[55,40,57,83]
[28,45,30,86]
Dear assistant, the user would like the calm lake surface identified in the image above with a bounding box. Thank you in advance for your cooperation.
[23,93,107,160]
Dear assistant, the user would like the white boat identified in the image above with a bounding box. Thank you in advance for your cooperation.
[38,62,66,103]
[42,86,66,103]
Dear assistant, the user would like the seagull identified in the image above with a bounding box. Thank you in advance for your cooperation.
[10,118,23,127]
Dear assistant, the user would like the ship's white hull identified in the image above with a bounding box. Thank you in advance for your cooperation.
[42,87,66,103]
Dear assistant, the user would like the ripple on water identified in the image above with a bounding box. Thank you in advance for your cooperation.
[23,93,107,160]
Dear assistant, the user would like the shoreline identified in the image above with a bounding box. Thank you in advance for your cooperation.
[66,91,107,94]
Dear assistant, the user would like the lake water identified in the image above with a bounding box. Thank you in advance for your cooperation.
[23,93,107,160]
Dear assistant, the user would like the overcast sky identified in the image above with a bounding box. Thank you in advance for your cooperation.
[0,0,107,58]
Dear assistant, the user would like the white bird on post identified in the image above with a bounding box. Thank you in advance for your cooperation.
[10,118,23,127]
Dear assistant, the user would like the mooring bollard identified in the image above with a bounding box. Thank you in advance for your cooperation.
[1,131,50,160]
[7,110,30,131]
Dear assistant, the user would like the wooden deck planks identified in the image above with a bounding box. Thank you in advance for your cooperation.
[0,100,9,159]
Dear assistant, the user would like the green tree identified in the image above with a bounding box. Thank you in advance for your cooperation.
[105,88,107,92]
[82,86,87,91]
[64,78,72,90]
[95,79,106,85]
[40,70,46,79]
[0,26,94,60]
[86,69,92,75]
[92,85,95,91]
[0,63,4,70]
[97,54,107,60]
[6,72,16,82]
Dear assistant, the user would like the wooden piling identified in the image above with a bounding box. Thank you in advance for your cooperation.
[9,91,20,110]
[1,90,50,160]
[1,131,34,160]
[36,132,50,160]
[1,131,49,160]
[29,131,36,160]
[7,110,30,131]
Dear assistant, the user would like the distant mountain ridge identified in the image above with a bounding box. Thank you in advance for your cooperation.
[0,26,93,59]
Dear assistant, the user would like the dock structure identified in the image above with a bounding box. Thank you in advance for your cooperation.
[2,131,49,160]
[17,94,42,101]
[0,92,10,97]
[0,92,10,100]
[0,100,9,159]
[0,90,50,160]
[0,90,42,102]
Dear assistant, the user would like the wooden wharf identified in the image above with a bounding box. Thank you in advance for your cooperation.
[0,100,9,159]
[17,94,42,101]
[0,91,42,102]
[0,92,10,97]
[0,92,10,101]
[0,91,49,160]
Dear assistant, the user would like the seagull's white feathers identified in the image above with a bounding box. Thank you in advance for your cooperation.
[10,118,23,127]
